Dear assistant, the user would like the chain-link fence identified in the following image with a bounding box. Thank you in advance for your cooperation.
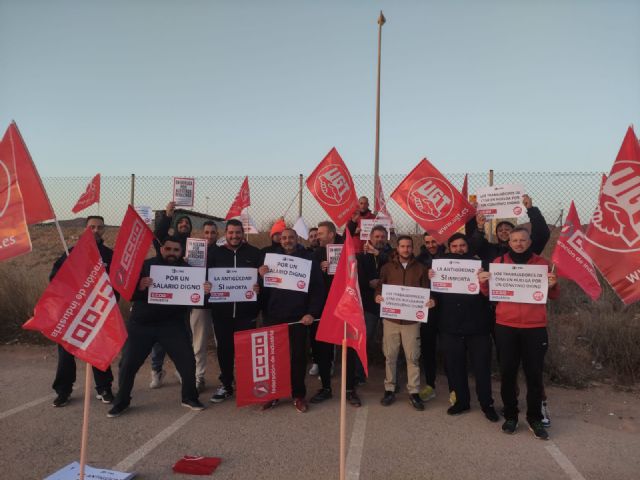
[39,171,605,233]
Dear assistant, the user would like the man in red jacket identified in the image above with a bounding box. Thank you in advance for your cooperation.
[479,227,558,440]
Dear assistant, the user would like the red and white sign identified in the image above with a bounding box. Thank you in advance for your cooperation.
[110,205,154,301]
[489,263,549,304]
[306,148,359,228]
[225,176,251,220]
[208,268,258,303]
[584,127,640,305]
[234,324,291,407]
[390,158,474,244]
[551,201,601,300]
[173,177,195,207]
[326,243,343,275]
[23,229,127,371]
[185,238,207,267]
[380,284,430,323]
[430,258,481,295]
[476,183,526,219]
[359,218,393,241]
[148,265,206,306]
[71,173,100,214]
[262,253,312,293]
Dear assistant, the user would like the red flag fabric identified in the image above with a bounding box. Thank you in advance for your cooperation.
[23,229,127,371]
[584,126,640,305]
[306,148,359,228]
[234,324,291,406]
[390,158,475,244]
[551,201,601,300]
[461,174,469,200]
[374,175,394,224]
[72,173,101,213]
[316,230,368,376]
[110,205,154,301]
[6,122,55,224]
[0,130,32,261]
[225,176,251,220]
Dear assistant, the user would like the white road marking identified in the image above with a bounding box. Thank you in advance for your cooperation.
[0,394,56,420]
[545,442,587,480]
[112,410,199,472]
[345,406,369,480]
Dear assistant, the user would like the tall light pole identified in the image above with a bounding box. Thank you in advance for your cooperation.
[374,11,385,200]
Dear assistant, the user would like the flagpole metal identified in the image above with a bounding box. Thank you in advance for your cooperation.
[373,11,385,199]
[339,321,347,480]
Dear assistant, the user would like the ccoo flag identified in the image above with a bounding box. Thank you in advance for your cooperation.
[72,173,101,213]
[225,176,251,220]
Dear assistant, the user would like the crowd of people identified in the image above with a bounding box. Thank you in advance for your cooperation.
[49,195,558,440]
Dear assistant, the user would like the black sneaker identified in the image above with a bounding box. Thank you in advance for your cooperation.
[209,385,233,403]
[502,419,518,434]
[528,420,549,440]
[410,394,425,411]
[52,394,70,408]
[447,403,470,416]
[107,403,129,418]
[482,406,500,423]
[182,399,206,411]
[96,389,114,404]
[380,391,395,406]
[310,388,333,404]
[346,390,362,407]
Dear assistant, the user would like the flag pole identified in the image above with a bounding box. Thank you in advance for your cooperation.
[79,363,92,480]
[373,11,386,199]
[339,320,347,480]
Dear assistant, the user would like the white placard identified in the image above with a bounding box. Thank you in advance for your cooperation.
[185,238,207,267]
[148,265,206,306]
[359,218,392,240]
[489,263,549,304]
[134,205,153,225]
[431,258,481,295]
[326,244,343,275]
[173,177,195,207]
[476,183,526,219]
[263,253,312,293]
[44,462,135,480]
[208,267,258,303]
[380,284,430,323]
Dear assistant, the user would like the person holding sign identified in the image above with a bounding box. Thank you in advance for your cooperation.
[108,236,211,417]
[207,219,261,403]
[428,233,498,421]
[375,236,435,411]
[346,196,376,250]
[478,227,558,439]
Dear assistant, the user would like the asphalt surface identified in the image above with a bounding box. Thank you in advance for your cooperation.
[1,344,639,480]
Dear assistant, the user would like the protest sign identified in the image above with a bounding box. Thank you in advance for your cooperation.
[185,238,207,267]
[173,177,195,207]
[134,205,153,225]
[489,263,549,304]
[262,253,312,292]
[380,284,430,323]
[359,218,392,240]
[326,243,343,275]
[44,462,135,480]
[208,267,258,302]
[476,183,526,219]
[148,265,206,306]
[430,258,481,295]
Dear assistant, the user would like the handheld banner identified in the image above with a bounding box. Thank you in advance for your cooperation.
[489,263,549,304]
[148,265,206,306]
[476,183,526,219]
[430,258,481,295]
[208,267,258,302]
[262,253,312,293]
[380,284,430,323]
[173,177,195,207]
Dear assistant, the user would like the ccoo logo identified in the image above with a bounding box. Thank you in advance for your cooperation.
[407,177,454,221]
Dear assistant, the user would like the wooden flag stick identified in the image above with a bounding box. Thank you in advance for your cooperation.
[79,362,93,480]
[339,321,347,480]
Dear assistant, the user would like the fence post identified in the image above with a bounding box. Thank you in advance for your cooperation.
[130,174,135,206]
[298,174,303,218]
[488,169,494,242]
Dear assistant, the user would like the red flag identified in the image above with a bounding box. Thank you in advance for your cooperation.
[6,122,55,224]
[390,159,475,244]
[374,175,393,224]
[551,201,601,300]
[110,205,154,301]
[23,229,127,371]
[0,130,32,261]
[225,176,251,220]
[72,173,101,213]
[306,148,359,228]
[461,174,469,200]
[234,324,291,407]
[316,230,368,376]
[584,126,640,305]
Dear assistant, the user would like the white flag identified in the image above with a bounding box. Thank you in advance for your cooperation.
[293,216,310,240]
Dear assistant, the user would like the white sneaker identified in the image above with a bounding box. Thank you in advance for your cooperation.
[308,363,319,376]
[541,401,551,427]
[150,370,165,389]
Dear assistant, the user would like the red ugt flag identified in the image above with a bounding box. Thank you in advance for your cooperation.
[225,176,251,220]
[306,148,359,228]
[110,205,154,301]
[0,129,32,261]
[234,324,291,407]
[584,126,640,305]
[551,201,601,300]
[72,173,101,213]
[391,159,475,244]
[316,230,368,377]
[23,228,127,371]
[374,175,393,224]
[461,174,469,200]
[6,122,55,225]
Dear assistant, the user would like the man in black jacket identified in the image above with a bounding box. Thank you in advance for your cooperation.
[50,216,117,407]
[108,236,210,417]
[207,219,261,403]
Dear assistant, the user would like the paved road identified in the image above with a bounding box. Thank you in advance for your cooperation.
[1,344,639,479]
